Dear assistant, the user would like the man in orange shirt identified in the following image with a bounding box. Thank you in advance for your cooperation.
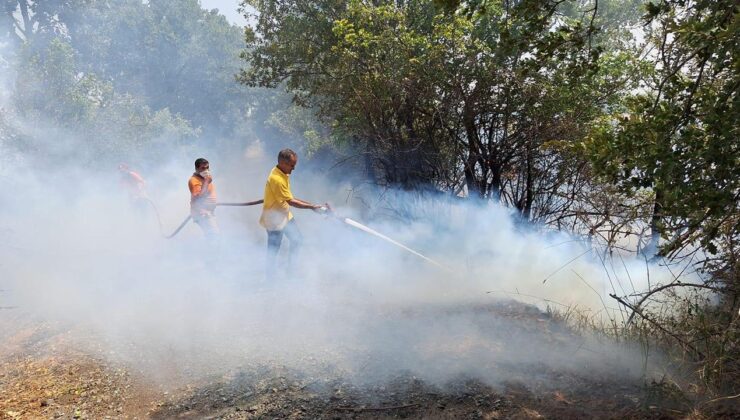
[260,149,330,277]
[188,158,219,237]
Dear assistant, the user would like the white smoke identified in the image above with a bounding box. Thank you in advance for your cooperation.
[0,139,688,390]
[0,7,689,390]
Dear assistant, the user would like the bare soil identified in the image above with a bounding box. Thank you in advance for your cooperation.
[2,304,738,419]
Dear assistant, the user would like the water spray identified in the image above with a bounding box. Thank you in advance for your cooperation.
[323,209,453,273]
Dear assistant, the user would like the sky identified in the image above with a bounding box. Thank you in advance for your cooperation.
[200,0,248,26]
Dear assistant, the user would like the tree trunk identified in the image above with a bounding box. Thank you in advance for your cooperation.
[2,1,22,43]
[464,152,481,198]
[489,162,502,201]
[464,114,483,199]
[17,0,30,39]
[522,137,535,220]
[644,187,664,259]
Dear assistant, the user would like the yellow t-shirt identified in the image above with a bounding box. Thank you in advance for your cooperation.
[260,166,294,230]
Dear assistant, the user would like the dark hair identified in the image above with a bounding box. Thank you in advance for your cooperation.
[194,158,209,169]
[277,149,296,163]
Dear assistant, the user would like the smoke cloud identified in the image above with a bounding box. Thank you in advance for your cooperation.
[0,10,689,392]
[0,130,688,391]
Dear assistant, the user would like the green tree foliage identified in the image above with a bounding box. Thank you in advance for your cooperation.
[64,0,250,133]
[588,0,739,259]
[240,0,640,222]
[3,0,254,137]
[1,0,287,168]
[10,37,199,166]
[1,0,82,45]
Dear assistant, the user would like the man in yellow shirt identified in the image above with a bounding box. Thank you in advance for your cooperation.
[260,149,330,276]
[188,157,219,237]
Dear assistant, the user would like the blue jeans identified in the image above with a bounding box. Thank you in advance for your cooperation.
[266,219,303,279]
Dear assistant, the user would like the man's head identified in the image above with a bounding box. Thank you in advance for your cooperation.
[194,158,210,173]
[277,149,298,174]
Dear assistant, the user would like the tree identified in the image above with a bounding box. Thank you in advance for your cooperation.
[63,0,251,135]
[3,0,254,136]
[1,0,81,44]
[588,0,739,260]
[240,0,639,223]
[11,36,199,167]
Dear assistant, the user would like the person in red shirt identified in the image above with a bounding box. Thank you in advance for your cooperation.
[118,163,147,212]
[188,158,219,237]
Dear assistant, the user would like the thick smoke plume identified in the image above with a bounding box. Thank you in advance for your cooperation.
[0,19,688,392]
[0,131,687,390]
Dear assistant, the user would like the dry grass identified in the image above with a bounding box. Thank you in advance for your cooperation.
[546,264,740,418]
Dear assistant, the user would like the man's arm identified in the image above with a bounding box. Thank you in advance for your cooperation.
[191,176,212,199]
[130,172,145,184]
[288,198,330,212]
[196,181,210,198]
[132,174,146,195]
[271,175,328,212]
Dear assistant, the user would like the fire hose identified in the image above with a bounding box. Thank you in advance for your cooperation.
[144,198,262,239]
[146,198,450,271]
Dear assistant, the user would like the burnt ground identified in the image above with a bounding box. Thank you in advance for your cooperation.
[1,303,738,419]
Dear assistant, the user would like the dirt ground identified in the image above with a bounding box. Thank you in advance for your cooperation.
[2,304,738,419]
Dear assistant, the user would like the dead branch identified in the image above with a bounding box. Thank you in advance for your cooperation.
[699,392,740,407]
[627,281,725,325]
[609,293,705,359]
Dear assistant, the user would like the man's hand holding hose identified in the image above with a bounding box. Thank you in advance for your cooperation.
[313,203,332,215]
[285,198,330,212]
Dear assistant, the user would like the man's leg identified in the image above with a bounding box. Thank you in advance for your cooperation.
[195,214,220,238]
[192,214,221,270]
[266,229,283,280]
[282,219,303,271]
